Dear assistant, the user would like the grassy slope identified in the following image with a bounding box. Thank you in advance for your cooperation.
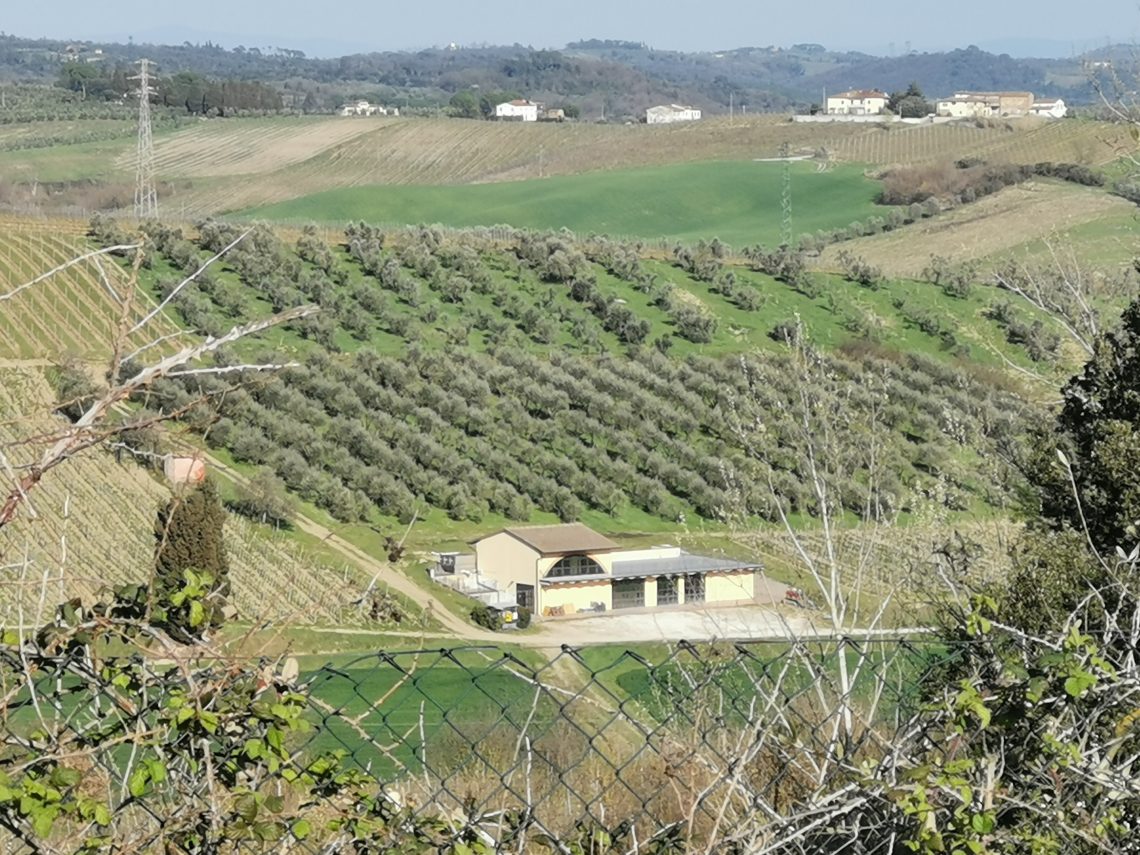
[241,161,882,247]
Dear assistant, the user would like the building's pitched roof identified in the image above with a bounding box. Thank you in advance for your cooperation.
[945,91,1033,100]
[830,89,888,100]
[610,551,762,579]
[648,104,696,112]
[495,523,621,555]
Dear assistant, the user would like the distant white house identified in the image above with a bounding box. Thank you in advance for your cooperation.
[495,99,541,122]
[646,104,702,124]
[1031,98,1068,119]
[339,100,396,117]
[825,89,889,115]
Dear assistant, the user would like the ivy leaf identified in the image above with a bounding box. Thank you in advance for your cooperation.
[32,807,57,838]
[1064,673,1096,698]
[292,819,312,840]
[971,813,995,834]
[188,600,205,629]
[128,769,149,798]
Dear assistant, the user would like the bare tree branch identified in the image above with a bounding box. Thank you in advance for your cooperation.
[0,244,140,303]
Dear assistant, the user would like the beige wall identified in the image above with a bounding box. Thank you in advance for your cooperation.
[706,571,758,603]
[542,580,611,615]
[645,577,659,607]
[475,533,541,591]
[999,93,1034,114]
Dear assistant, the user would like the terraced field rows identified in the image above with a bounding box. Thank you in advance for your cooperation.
[0,224,188,360]
[0,367,373,626]
[140,117,391,177]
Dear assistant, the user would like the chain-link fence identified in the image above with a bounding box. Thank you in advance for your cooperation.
[1,634,957,853]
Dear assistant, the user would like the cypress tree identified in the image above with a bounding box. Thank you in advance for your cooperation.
[153,479,230,637]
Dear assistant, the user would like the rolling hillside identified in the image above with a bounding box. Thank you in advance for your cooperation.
[1,114,1133,222]
[115,218,1067,547]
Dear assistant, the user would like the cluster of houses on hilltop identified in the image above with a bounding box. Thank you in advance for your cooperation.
[337,100,399,117]
[824,88,1067,119]
[493,99,567,122]
[492,98,703,125]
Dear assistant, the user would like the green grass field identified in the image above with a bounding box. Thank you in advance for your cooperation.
[240,161,883,247]
[300,648,556,775]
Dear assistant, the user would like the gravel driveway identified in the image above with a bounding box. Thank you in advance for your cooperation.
[532,604,821,646]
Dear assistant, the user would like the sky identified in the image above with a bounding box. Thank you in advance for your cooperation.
[3,0,1135,57]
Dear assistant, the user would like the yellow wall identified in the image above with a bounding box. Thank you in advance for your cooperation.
[475,533,540,591]
[542,580,611,615]
[705,571,757,603]
[644,577,658,607]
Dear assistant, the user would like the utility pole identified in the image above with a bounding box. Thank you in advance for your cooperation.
[132,58,159,221]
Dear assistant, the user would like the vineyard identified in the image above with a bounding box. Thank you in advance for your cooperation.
[0,221,187,361]
[136,116,391,178]
[97,218,1053,549]
[0,366,385,626]
[827,118,1134,169]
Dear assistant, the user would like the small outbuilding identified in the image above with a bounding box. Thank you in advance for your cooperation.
[164,456,206,486]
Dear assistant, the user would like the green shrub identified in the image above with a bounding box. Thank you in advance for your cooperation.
[471,603,503,631]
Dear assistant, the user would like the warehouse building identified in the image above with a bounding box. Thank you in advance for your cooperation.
[450,523,762,617]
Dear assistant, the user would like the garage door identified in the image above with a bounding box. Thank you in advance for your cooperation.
[613,578,645,610]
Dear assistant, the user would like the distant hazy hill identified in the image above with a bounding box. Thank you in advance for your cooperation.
[0,33,1100,118]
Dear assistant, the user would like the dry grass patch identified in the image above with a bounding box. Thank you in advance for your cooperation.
[818,182,1135,279]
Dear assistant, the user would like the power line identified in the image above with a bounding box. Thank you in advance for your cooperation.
[132,58,159,221]
[780,142,793,248]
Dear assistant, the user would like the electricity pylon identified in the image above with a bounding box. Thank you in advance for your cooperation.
[132,58,159,221]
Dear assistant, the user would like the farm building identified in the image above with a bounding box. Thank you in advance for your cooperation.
[1031,98,1067,119]
[164,456,206,486]
[646,104,702,124]
[495,99,541,122]
[339,101,396,117]
[439,523,762,617]
[936,91,1035,118]
[825,90,889,116]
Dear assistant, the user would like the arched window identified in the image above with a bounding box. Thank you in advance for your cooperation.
[546,554,605,578]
